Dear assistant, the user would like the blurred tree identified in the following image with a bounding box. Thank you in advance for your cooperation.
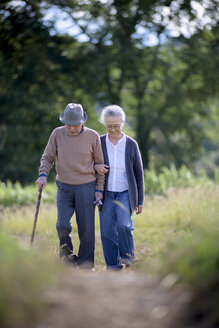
[48,0,218,168]
[0,0,99,183]
[0,0,218,184]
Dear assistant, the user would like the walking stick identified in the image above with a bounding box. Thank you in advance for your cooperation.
[30,186,43,245]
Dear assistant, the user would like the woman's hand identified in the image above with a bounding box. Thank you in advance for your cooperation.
[94,164,109,175]
[135,205,143,215]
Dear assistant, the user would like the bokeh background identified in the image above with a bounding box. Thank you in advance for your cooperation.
[0,2,219,327]
[0,0,218,184]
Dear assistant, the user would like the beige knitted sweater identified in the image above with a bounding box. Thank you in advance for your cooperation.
[38,126,104,190]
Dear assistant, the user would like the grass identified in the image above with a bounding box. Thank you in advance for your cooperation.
[0,232,61,328]
[0,201,106,267]
[1,184,219,271]
[0,181,56,207]
[133,184,219,271]
[1,165,218,207]
[0,182,219,327]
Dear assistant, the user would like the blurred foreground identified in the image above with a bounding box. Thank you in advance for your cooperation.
[0,176,219,327]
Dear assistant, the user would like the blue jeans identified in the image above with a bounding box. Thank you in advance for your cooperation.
[99,190,135,270]
[56,180,96,269]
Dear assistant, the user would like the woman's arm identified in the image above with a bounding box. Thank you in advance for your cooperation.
[94,163,109,175]
[133,141,144,207]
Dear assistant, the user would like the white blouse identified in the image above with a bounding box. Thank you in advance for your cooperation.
[106,134,129,192]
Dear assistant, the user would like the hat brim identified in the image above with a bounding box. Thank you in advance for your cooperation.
[59,111,88,126]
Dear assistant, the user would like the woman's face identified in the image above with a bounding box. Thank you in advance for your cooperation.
[104,116,124,138]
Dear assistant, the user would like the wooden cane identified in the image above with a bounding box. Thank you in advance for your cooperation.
[30,187,43,245]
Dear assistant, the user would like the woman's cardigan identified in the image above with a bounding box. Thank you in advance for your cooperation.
[99,134,144,214]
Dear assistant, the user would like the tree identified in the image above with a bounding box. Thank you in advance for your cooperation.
[0,0,99,183]
[1,0,218,183]
[45,0,219,168]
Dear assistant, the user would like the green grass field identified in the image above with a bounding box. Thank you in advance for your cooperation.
[1,182,219,272]
[1,179,219,327]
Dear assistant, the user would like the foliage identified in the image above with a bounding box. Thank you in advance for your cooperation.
[0,0,218,184]
[0,181,56,207]
[144,164,217,194]
[1,165,219,208]
[1,181,219,326]
[0,232,60,328]
[0,0,100,184]
[141,180,219,327]
[162,227,219,286]
[194,99,219,178]
[135,184,219,328]
[0,165,216,208]
[1,181,219,273]
[160,218,219,327]
[47,0,219,168]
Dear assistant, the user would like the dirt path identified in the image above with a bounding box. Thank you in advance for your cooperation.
[36,268,193,328]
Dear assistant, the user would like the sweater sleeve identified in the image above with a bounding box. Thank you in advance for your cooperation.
[133,141,144,205]
[93,134,105,191]
[38,129,57,176]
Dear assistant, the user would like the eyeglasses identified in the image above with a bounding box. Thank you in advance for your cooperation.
[105,124,122,130]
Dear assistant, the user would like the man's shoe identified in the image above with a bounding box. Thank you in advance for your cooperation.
[60,243,72,257]
[60,244,78,266]
[122,255,138,268]
[65,253,78,266]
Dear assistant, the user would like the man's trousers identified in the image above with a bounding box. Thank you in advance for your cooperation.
[56,180,96,269]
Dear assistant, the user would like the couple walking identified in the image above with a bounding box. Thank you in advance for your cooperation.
[36,103,144,270]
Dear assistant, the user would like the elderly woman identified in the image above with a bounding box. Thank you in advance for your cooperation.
[95,105,144,270]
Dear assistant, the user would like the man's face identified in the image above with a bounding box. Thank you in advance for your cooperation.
[65,124,83,136]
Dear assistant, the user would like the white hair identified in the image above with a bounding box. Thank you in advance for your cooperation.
[99,105,126,125]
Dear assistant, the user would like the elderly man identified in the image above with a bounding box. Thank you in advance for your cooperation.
[36,103,104,270]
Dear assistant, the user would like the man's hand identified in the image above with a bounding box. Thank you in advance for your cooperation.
[135,205,143,215]
[94,192,103,207]
[94,164,109,175]
[95,191,103,201]
[36,176,47,191]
